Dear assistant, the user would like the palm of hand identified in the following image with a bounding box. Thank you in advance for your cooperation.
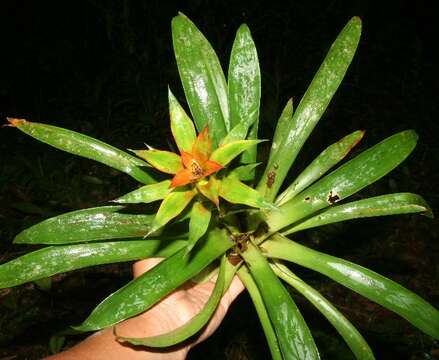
[115,258,244,350]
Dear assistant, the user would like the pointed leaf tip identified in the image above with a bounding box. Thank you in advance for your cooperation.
[6,117,26,127]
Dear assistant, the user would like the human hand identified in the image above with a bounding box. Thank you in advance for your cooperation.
[45,258,244,360]
[117,258,244,351]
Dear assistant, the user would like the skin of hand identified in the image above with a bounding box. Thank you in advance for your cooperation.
[44,258,244,360]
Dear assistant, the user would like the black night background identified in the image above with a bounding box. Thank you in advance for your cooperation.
[0,1,438,358]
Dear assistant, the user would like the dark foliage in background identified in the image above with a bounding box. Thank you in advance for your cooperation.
[0,1,438,358]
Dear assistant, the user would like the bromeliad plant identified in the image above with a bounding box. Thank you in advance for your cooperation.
[1,13,438,359]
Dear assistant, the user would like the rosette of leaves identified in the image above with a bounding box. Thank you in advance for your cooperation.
[1,13,438,359]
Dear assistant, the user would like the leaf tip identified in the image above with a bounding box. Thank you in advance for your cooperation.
[423,208,434,219]
[5,117,26,127]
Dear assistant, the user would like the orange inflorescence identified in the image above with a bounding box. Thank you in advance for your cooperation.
[171,127,223,188]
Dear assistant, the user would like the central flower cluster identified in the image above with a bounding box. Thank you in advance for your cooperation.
[171,127,223,188]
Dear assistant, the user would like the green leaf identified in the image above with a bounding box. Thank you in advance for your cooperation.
[266,99,294,166]
[282,193,432,235]
[187,201,212,253]
[148,188,196,235]
[276,130,365,206]
[113,180,172,204]
[257,17,362,201]
[172,13,229,148]
[229,163,261,181]
[272,261,375,360]
[238,265,282,360]
[116,256,235,347]
[266,130,418,233]
[0,239,186,288]
[241,242,320,359]
[74,228,233,331]
[169,88,197,153]
[7,118,155,184]
[132,149,182,174]
[196,176,220,207]
[220,121,253,145]
[228,23,261,167]
[240,122,259,180]
[228,24,260,130]
[14,206,154,244]
[219,176,276,210]
[262,234,439,340]
[210,139,262,166]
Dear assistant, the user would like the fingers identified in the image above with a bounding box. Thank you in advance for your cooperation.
[132,258,164,278]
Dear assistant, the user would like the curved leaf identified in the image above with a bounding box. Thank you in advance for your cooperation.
[283,193,432,235]
[169,88,197,153]
[172,13,229,147]
[238,265,282,360]
[272,261,375,360]
[113,180,172,204]
[276,130,365,206]
[0,239,186,288]
[262,234,439,339]
[257,17,362,201]
[7,118,155,184]
[241,242,320,359]
[74,228,233,331]
[116,256,235,347]
[14,206,154,244]
[266,130,418,232]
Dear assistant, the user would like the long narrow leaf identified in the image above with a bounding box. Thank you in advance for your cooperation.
[113,180,172,204]
[116,256,235,347]
[228,23,261,169]
[228,24,260,130]
[272,261,375,360]
[74,228,233,331]
[282,193,432,235]
[14,206,154,244]
[242,242,320,359]
[276,130,365,206]
[238,265,282,360]
[0,239,186,288]
[172,13,229,147]
[266,99,293,168]
[262,234,439,339]
[7,118,155,184]
[257,17,362,201]
[266,130,418,233]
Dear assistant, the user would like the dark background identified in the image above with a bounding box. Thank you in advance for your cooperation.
[0,0,438,359]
